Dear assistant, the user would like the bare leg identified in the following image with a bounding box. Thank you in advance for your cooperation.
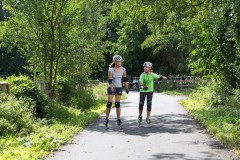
[147,111,151,118]
[115,95,121,119]
[106,95,113,119]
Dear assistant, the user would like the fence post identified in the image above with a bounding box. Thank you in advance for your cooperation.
[0,81,10,93]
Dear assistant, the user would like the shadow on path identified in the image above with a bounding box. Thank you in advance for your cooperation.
[87,114,227,151]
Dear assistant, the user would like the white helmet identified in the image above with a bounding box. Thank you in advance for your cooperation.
[143,62,152,68]
[113,55,123,62]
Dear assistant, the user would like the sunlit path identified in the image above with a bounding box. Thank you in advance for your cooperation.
[46,92,238,160]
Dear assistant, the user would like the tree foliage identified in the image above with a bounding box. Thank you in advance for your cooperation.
[186,0,240,88]
[1,0,239,91]
[1,0,106,96]
[103,0,240,88]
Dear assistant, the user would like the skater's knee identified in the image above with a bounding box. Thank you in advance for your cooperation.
[147,101,152,111]
[106,101,112,108]
[115,102,120,108]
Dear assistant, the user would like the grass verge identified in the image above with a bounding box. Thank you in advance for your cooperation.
[181,95,240,156]
[0,82,128,160]
[161,88,194,96]
[0,101,106,160]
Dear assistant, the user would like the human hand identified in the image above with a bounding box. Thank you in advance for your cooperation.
[111,88,115,94]
[140,86,148,90]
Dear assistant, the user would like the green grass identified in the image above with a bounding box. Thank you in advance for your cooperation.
[0,102,106,160]
[0,82,128,160]
[161,88,194,96]
[0,83,110,160]
[181,94,240,156]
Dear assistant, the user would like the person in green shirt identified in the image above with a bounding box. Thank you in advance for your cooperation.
[138,62,168,127]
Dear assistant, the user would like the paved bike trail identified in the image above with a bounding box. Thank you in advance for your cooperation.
[46,92,239,160]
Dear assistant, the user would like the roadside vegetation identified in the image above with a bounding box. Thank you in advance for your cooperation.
[157,80,194,96]
[0,76,108,160]
[181,80,240,155]
[155,79,240,155]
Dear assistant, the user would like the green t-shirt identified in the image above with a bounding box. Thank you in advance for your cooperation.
[139,72,159,92]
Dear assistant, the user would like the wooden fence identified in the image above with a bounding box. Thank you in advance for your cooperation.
[170,76,198,88]
[129,76,199,89]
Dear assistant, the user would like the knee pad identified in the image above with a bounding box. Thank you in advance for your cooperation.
[115,102,120,108]
[106,102,112,108]
[139,101,144,110]
[147,101,152,111]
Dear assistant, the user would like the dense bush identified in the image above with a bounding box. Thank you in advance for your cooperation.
[55,77,74,104]
[189,79,231,109]
[158,80,177,91]
[182,79,240,152]
[7,75,48,117]
[71,88,96,111]
[55,77,97,111]
[0,93,35,136]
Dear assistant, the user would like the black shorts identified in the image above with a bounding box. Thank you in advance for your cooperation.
[107,87,122,95]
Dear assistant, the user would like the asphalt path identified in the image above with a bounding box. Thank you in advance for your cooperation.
[46,92,239,160]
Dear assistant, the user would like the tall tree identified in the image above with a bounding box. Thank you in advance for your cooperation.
[2,0,106,95]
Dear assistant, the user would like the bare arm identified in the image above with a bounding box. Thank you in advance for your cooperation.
[159,75,168,80]
[123,71,128,90]
[108,70,114,91]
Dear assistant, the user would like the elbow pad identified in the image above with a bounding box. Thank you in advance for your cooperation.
[123,77,127,82]
[108,79,113,84]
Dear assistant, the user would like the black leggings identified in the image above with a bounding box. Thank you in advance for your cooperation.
[139,92,153,111]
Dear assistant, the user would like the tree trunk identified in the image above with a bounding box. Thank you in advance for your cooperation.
[53,24,61,93]
[49,24,55,97]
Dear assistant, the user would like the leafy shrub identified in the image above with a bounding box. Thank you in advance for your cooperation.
[7,75,48,117]
[222,88,240,111]
[158,80,177,91]
[55,77,97,111]
[0,93,35,136]
[92,82,107,101]
[55,77,74,104]
[71,87,96,111]
[182,82,240,153]
[197,79,232,109]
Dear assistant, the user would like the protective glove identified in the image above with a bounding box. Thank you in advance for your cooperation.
[143,86,148,90]
[158,76,163,80]
[140,86,148,90]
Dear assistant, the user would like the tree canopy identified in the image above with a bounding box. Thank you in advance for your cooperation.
[0,0,239,91]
